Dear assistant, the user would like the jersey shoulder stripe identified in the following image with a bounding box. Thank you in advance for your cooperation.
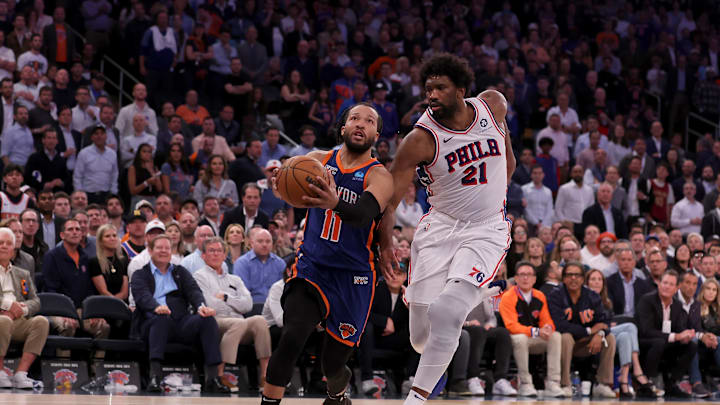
[476,97,506,137]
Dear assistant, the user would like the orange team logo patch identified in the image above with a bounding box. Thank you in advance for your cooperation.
[339,323,357,339]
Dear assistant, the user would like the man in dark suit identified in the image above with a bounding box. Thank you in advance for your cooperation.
[620,156,652,226]
[581,182,628,239]
[636,270,697,398]
[24,129,71,193]
[130,234,229,393]
[607,248,654,318]
[229,138,264,195]
[35,190,64,249]
[0,78,17,132]
[701,193,720,240]
[645,121,670,162]
[511,148,533,185]
[219,183,269,236]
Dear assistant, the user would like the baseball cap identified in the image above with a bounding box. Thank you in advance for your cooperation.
[126,210,146,223]
[265,159,282,171]
[145,219,166,234]
[135,199,154,211]
[645,234,660,242]
[372,81,389,92]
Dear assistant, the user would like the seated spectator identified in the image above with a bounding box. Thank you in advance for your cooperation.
[672,244,692,273]
[499,261,564,397]
[585,269,656,398]
[73,126,118,204]
[671,182,704,236]
[193,154,239,214]
[0,227,48,389]
[581,182,628,239]
[0,164,35,219]
[590,232,617,274]
[688,279,720,397]
[228,139,264,195]
[121,210,147,260]
[19,208,46,278]
[198,196,222,236]
[193,237,271,391]
[644,248,669,289]
[164,222,187,260]
[191,118,235,163]
[127,219,178,307]
[542,236,581,296]
[219,183,269,237]
[288,125,318,157]
[506,224,528,275]
[258,127,287,168]
[636,270,697,398]
[176,90,209,128]
[547,262,617,398]
[153,194,174,226]
[161,142,194,197]
[129,234,229,393]
[224,224,247,269]
[86,204,106,238]
[24,129,71,193]
[258,160,290,220]
[233,228,284,304]
[180,225,225,274]
[128,143,162,210]
[521,237,548,287]
[580,225,601,265]
[607,248,654,318]
[42,218,109,356]
[66,211,97,259]
[1,106,33,167]
[88,224,129,301]
[358,263,418,395]
[395,183,424,229]
[1,218,35,278]
[702,193,720,240]
[70,191,88,212]
[53,192,71,219]
[120,114,156,169]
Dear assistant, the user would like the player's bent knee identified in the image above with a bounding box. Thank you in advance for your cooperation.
[410,331,428,354]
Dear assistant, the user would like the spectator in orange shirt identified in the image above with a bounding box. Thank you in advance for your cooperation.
[499,261,565,397]
[176,89,209,129]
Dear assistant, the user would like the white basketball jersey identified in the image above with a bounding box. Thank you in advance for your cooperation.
[0,191,29,219]
[414,97,507,222]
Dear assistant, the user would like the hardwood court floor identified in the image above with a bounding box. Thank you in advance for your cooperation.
[0,393,709,405]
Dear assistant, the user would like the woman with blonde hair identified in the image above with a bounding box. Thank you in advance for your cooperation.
[224,224,248,269]
[689,279,720,396]
[585,268,655,398]
[88,224,129,301]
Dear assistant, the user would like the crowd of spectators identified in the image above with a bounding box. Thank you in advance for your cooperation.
[0,0,718,399]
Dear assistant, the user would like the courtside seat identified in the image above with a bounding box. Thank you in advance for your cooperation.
[38,293,93,352]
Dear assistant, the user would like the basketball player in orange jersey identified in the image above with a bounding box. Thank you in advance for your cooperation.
[262,102,394,405]
[379,54,515,404]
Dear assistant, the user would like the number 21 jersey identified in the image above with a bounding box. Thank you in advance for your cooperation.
[414,97,507,222]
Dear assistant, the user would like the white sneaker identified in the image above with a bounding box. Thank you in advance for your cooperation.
[401,377,414,396]
[593,383,616,398]
[492,378,517,396]
[468,377,485,395]
[517,383,537,397]
[0,370,11,388]
[163,374,184,388]
[362,379,380,396]
[13,372,42,390]
[562,386,573,398]
[544,380,566,397]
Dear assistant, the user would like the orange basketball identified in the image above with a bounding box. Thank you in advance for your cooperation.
[276,156,330,207]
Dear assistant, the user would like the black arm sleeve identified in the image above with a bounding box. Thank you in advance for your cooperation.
[333,191,381,227]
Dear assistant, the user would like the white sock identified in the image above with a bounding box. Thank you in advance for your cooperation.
[403,389,427,405]
[14,371,27,379]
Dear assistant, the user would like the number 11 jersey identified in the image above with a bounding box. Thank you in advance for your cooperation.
[414,97,508,222]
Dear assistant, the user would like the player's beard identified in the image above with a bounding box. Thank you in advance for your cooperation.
[430,99,458,120]
[343,130,374,153]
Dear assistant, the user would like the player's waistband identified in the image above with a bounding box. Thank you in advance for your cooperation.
[426,207,508,226]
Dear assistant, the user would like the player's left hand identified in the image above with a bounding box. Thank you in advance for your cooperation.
[302,173,339,209]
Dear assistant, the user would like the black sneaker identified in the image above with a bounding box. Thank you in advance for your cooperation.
[146,375,163,393]
[323,392,351,405]
[204,376,231,394]
[692,383,710,398]
[665,383,691,399]
[448,379,472,396]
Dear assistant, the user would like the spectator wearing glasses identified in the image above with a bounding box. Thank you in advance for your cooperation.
[548,262,617,398]
[499,262,564,397]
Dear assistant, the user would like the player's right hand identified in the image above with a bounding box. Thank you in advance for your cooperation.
[379,247,399,283]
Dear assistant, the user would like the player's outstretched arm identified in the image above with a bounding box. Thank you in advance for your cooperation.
[378,128,435,280]
[478,90,515,184]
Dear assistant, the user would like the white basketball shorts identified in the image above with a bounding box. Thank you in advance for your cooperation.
[406,209,511,305]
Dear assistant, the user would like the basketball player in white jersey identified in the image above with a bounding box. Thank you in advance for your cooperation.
[380,54,515,404]
[0,164,34,220]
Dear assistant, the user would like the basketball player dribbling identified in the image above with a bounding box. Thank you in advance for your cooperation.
[262,102,395,405]
[379,54,516,405]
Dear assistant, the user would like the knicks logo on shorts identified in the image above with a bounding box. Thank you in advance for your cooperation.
[339,323,357,339]
[468,266,487,283]
[354,276,369,285]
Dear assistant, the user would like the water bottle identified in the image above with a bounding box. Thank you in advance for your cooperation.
[571,371,581,398]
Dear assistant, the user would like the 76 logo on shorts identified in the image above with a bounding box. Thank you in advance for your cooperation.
[468,266,487,283]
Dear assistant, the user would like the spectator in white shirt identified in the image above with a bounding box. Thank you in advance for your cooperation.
[13,65,38,110]
[115,83,157,138]
[581,225,601,265]
[395,183,424,228]
[522,165,554,230]
[671,182,704,235]
[70,86,99,133]
[554,165,595,235]
[0,31,15,81]
[545,92,580,136]
[120,113,156,169]
[536,113,570,171]
[16,34,46,75]
[1,105,33,166]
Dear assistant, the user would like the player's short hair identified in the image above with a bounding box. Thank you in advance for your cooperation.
[420,53,474,91]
